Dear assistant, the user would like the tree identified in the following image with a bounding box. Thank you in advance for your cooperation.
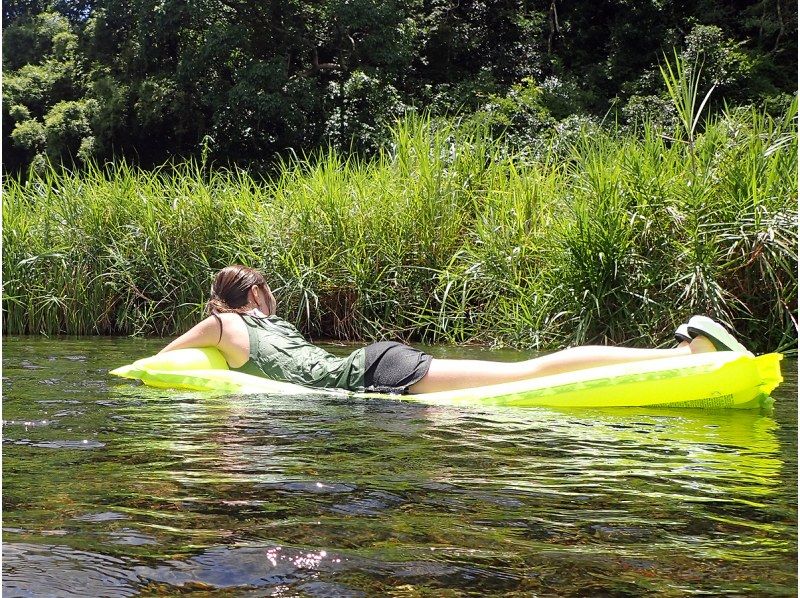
[2,0,796,173]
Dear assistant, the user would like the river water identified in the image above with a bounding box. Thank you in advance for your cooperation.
[3,337,797,596]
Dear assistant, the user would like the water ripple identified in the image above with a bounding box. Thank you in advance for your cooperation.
[2,339,796,596]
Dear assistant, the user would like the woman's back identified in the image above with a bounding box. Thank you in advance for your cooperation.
[231,312,365,390]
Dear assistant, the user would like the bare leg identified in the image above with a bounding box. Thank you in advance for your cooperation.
[409,336,716,394]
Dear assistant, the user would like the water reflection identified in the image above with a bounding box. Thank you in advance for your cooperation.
[148,391,784,499]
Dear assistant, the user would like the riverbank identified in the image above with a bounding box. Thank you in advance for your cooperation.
[3,106,797,353]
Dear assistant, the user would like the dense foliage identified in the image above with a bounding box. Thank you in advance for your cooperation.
[3,0,797,171]
[4,103,796,353]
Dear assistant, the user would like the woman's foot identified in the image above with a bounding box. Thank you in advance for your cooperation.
[674,323,692,347]
[688,335,717,354]
[687,316,749,353]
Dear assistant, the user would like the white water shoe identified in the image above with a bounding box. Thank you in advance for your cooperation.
[686,316,749,353]
[674,324,692,344]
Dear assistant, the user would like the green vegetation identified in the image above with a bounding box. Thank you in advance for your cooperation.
[3,1,797,172]
[4,92,796,353]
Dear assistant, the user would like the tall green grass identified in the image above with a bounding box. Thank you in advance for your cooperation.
[3,103,797,353]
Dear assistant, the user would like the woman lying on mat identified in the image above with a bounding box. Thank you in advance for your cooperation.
[160,265,749,394]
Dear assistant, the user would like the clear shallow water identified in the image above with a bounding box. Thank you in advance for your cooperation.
[3,337,797,597]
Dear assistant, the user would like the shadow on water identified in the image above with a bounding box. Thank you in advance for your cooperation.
[2,337,797,596]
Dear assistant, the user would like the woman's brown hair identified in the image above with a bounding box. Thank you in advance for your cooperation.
[206,265,277,317]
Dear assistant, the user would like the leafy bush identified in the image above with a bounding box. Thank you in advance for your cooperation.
[538,76,589,120]
[467,78,556,150]
[10,119,46,154]
[324,70,408,154]
[43,99,98,162]
[8,104,32,122]
[681,24,750,90]
[622,95,679,130]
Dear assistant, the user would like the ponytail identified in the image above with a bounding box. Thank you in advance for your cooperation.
[206,265,276,317]
[205,295,231,316]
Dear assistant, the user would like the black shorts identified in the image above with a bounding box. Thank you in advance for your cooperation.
[363,341,433,394]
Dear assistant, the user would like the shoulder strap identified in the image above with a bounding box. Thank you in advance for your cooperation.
[211,313,223,345]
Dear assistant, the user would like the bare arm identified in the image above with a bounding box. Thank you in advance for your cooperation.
[159,316,221,354]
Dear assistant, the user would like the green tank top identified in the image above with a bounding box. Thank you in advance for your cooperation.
[231,312,365,391]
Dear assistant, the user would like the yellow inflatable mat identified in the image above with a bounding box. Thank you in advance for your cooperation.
[110,348,783,409]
